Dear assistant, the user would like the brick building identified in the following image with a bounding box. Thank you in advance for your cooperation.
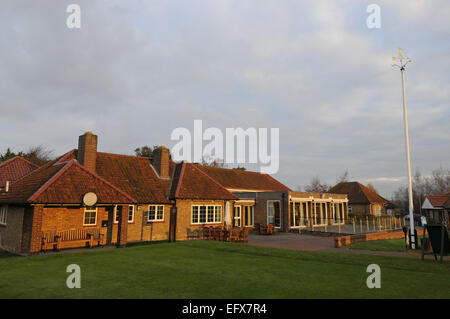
[0,132,348,254]
[329,181,389,216]
[0,132,173,254]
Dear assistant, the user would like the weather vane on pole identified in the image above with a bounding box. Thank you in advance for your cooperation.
[392,48,416,249]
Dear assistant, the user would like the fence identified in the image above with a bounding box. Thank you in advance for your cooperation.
[295,215,404,235]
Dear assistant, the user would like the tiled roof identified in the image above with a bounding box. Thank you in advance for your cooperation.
[95,152,172,204]
[29,160,136,204]
[0,160,135,204]
[426,194,450,208]
[0,156,39,186]
[195,165,291,192]
[169,162,237,200]
[0,161,65,204]
[329,181,389,205]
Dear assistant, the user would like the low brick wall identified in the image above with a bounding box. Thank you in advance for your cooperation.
[334,229,424,248]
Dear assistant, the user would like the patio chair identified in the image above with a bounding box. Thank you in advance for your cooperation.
[202,227,212,240]
[213,227,224,241]
[260,224,274,235]
[239,227,249,243]
[186,228,197,241]
[421,224,449,263]
[229,227,241,242]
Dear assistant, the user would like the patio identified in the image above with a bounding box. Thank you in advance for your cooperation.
[186,226,249,243]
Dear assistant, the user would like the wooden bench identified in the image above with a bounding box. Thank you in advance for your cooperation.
[41,228,104,252]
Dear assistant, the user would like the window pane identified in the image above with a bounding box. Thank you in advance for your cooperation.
[115,207,120,222]
[128,206,134,221]
[148,206,156,221]
[84,209,96,225]
[207,206,214,223]
[192,206,199,224]
[157,206,164,220]
[273,202,280,227]
[199,206,206,223]
[215,206,222,223]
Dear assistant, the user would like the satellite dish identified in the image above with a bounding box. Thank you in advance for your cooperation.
[83,192,98,207]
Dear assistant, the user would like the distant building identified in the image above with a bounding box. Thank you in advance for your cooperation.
[421,193,450,226]
[0,156,38,191]
[329,181,390,216]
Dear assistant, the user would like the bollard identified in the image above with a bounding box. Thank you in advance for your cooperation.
[360,219,362,233]
[353,218,356,233]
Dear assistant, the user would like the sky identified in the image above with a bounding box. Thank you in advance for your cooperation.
[0,0,449,198]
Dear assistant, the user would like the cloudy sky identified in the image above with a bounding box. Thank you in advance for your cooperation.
[1,0,449,197]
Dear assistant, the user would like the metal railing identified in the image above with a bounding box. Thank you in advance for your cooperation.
[293,216,403,234]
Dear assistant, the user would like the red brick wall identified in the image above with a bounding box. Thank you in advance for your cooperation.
[334,229,425,248]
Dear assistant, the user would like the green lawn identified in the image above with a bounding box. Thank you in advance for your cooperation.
[0,241,449,299]
[350,239,406,252]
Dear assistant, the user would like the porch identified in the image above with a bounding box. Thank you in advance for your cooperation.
[289,197,348,230]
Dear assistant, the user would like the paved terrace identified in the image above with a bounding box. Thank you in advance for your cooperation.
[248,232,448,261]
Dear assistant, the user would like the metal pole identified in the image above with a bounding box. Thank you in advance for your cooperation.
[401,64,416,249]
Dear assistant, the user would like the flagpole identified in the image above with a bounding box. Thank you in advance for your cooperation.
[393,48,416,249]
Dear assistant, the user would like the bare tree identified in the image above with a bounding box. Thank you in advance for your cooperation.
[392,167,450,212]
[304,176,330,193]
[135,145,172,161]
[1,145,53,166]
[336,169,349,184]
[201,155,226,168]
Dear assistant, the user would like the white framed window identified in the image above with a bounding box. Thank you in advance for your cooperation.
[148,205,164,222]
[128,205,134,222]
[114,205,135,223]
[0,205,8,225]
[234,206,241,227]
[267,200,281,228]
[83,207,97,226]
[114,206,120,223]
[191,205,222,225]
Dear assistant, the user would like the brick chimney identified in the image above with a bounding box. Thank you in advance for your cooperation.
[77,132,98,172]
[152,146,169,179]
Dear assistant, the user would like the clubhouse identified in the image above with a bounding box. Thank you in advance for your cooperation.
[0,132,348,254]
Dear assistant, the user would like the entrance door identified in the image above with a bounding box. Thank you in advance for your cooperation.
[267,201,281,228]
[244,206,254,227]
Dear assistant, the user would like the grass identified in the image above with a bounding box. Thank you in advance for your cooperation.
[0,241,449,299]
[350,239,406,252]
